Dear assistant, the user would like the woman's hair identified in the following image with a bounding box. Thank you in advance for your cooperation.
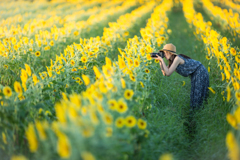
[168,53,191,68]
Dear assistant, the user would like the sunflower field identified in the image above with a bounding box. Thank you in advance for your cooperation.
[0,0,240,160]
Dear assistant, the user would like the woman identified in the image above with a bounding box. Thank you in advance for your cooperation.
[153,43,209,136]
[152,43,209,110]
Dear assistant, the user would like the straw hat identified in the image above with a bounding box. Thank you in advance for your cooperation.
[159,43,177,55]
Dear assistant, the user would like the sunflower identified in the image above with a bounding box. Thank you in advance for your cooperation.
[117,99,128,113]
[2,132,7,144]
[25,64,31,76]
[140,81,144,88]
[130,75,136,82]
[206,55,210,60]
[81,152,96,160]
[124,31,129,36]
[11,37,17,44]
[140,48,145,56]
[78,80,83,85]
[234,91,240,101]
[134,59,140,67]
[137,119,147,130]
[145,68,150,73]
[70,60,75,66]
[94,47,99,52]
[99,82,107,93]
[14,45,18,50]
[127,58,133,67]
[108,99,117,110]
[159,153,173,160]
[3,86,12,97]
[125,116,136,128]
[25,124,38,152]
[81,56,87,63]
[115,117,125,128]
[35,121,46,140]
[121,78,126,89]
[146,54,152,60]
[227,86,231,102]
[44,46,50,51]
[82,74,90,85]
[11,155,28,160]
[38,108,43,114]
[124,89,134,100]
[35,51,41,57]
[57,134,71,158]
[106,127,112,137]
[88,51,93,56]
[45,110,52,116]
[32,75,38,86]
[50,40,54,46]
[230,48,236,56]
[97,104,104,113]
[90,111,99,125]
[235,55,240,63]
[4,65,8,69]
[226,131,239,160]
[37,41,41,47]
[81,107,88,116]
[234,107,240,123]
[72,68,77,72]
[103,113,113,125]
[75,77,81,81]
[14,81,22,95]
[73,31,79,36]
[118,58,126,69]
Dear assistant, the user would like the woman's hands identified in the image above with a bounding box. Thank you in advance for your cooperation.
[152,55,166,76]
[152,55,163,62]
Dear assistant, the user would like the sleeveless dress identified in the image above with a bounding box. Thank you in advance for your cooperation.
[175,55,209,110]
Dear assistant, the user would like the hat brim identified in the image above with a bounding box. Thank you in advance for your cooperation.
[159,49,177,55]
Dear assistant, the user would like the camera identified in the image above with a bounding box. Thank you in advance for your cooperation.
[150,51,165,58]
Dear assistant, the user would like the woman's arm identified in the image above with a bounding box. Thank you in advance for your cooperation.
[153,55,181,76]
[159,61,166,76]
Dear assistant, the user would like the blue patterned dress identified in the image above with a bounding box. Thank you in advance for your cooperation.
[175,55,209,110]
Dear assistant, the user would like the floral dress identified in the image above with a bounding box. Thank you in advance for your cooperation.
[175,55,209,110]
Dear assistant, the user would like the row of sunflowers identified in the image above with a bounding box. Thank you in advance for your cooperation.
[182,0,240,160]
[201,0,240,41]
[0,1,138,86]
[0,0,173,159]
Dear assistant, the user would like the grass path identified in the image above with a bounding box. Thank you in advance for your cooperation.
[138,5,231,160]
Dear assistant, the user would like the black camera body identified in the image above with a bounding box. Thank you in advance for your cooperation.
[150,51,165,58]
